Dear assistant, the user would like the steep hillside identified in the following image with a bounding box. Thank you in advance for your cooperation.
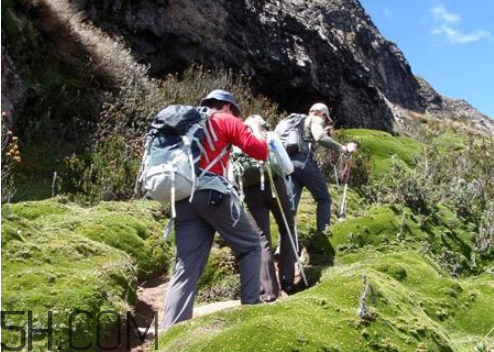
[2,129,493,351]
[66,0,493,131]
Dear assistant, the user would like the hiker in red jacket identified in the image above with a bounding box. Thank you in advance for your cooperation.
[163,90,268,329]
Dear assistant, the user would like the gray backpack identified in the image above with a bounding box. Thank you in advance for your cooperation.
[274,113,311,155]
[136,105,230,239]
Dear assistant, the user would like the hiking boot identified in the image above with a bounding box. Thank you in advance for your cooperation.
[260,294,277,303]
[281,282,297,295]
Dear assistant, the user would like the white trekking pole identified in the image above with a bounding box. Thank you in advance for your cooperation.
[338,155,353,221]
[284,176,299,252]
[331,151,340,190]
[265,163,309,287]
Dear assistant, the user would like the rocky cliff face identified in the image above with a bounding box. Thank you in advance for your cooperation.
[1,46,25,116]
[416,76,494,133]
[61,0,491,131]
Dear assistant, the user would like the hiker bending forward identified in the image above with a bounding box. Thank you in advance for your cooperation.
[289,103,356,232]
[163,90,268,329]
[236,116,297,301]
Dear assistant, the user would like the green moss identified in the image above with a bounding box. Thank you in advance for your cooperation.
[376,263,408,281]
[157,252,494,352]
[6,199,68,220]
[198,246,237,290]
[433,132,468,151]
[1,199,172,351]
[330,205,424,249]
[1,221,135,351]
[340,129,423,175]
[73,212,166,275]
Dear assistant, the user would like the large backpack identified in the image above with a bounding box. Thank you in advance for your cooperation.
[230,132,293,200]
[274,113,311,155]
[136,105,230,218]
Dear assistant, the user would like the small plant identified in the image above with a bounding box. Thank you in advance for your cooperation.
[1,109,22,203]
[475,203,494,253]
[358,272,377,321]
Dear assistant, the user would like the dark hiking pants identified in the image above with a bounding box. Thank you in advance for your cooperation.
[244,176,297,298]
[290,152,331,232]
[163,190,261,329]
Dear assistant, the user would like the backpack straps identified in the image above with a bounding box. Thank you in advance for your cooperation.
[134,131,156,197]
[189,144,232,202]
[259,163,266,191]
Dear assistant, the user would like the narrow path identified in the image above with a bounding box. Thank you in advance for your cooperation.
[100,276,243,352]
[101,249,312,351]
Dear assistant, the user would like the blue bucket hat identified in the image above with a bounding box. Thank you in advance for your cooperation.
[200,89,241,117]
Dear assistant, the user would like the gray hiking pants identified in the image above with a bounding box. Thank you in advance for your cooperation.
[244,176,296,298]
[163,190,261,329]
[291,152,331,232]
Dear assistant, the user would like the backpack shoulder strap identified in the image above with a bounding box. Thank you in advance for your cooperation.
[188,143,232,202]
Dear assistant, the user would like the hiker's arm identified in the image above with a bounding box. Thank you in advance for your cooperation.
[228,117,268,160]
[310,116,344,152]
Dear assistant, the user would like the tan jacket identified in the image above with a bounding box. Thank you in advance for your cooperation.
[303,114,343,152]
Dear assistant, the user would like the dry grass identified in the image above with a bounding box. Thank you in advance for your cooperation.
[24,0,152,90]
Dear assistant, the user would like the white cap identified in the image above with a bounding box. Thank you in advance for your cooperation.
[309,103,330,119]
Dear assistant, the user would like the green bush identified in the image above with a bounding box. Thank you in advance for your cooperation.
[62,66,282,202]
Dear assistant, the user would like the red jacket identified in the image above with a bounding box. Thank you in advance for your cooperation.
[200,112,268,175]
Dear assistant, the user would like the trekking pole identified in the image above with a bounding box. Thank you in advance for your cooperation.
[331,151,340,190]
[265,163,309,287]
[338,155,353,220]
[334,166,340,190]
[284,176,299,252]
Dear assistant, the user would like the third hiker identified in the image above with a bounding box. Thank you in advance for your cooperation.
[275,103,357,233]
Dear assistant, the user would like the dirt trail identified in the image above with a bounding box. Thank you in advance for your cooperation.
[100,275,242,352]
[101,254,309,352]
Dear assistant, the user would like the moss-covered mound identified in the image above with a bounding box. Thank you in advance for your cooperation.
[328,204,486,275]
[157,252,494,352]
[1,198,172,351]
[339,129,423,175]
[155,183,493,352]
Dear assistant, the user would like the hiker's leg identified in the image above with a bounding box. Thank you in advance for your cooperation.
[163,198,215,329]
[304,159,331,232]
[290,153,310,211]
[290,175,304,211]
[195,191,262,304]
[244,186,279,300]
[269,177,296,286]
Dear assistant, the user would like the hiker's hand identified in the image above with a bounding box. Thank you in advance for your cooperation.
[245,115,265,128]
[346,142,358,153]
[245,115,266,139]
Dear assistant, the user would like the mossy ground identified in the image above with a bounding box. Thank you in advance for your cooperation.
[1,198,172,351]
[2,129,493,352]
[338,129,422,176]
[156,199,494,352]
[157,251,494,352]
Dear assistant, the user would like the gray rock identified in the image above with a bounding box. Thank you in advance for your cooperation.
[67,0,492,132]
[1,45,26,118]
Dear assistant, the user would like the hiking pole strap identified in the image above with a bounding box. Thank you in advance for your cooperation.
[343,155,354,183]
